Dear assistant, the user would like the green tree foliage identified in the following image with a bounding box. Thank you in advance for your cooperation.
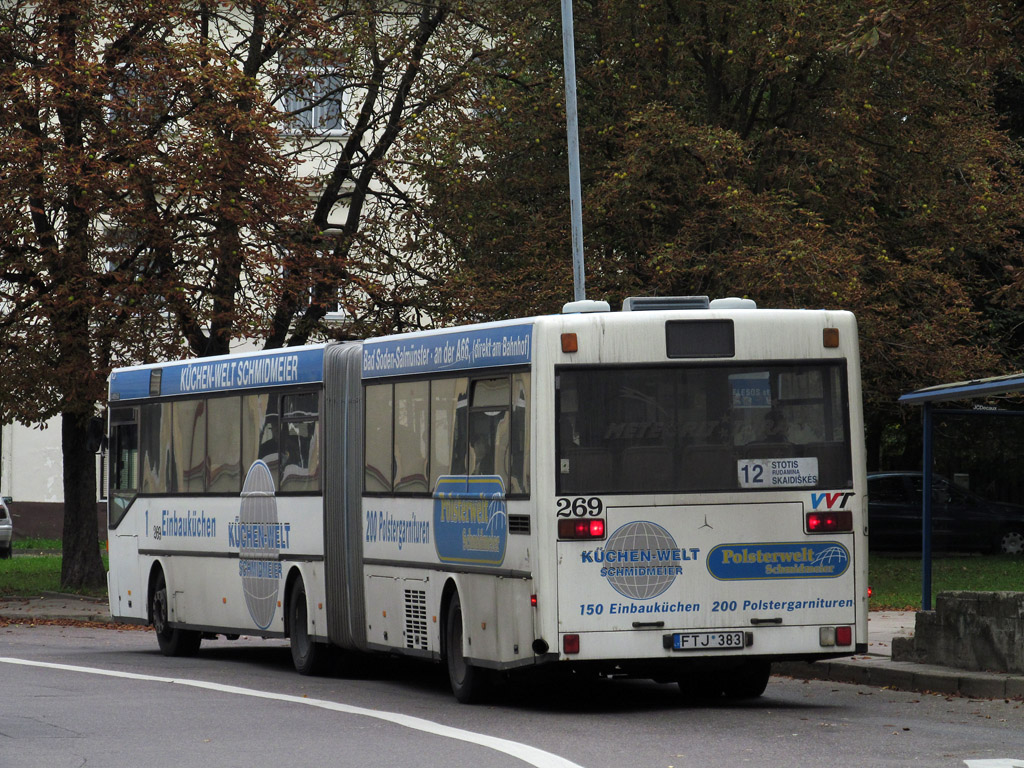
[416,0,1024,464]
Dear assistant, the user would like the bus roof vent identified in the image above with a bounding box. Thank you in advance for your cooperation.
[561,299,611,314]
[622,296,709,311]
[709,297,757,310]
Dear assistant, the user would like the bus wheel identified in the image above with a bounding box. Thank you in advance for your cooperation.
[721,661,771,700]
[445,592,486,703]
[150,570,201,657]
[677,668,721,701]
[288,577,326,675]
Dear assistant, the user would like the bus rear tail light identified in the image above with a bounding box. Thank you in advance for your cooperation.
[563,634,580,654]
[805,510,853,533]
[557,518,606,540]
[820,626,853,647]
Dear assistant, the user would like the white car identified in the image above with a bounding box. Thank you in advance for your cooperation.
[0,498,12,558]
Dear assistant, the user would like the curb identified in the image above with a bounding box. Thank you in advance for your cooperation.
[775,658,1024,700]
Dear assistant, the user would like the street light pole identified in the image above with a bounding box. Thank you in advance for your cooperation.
[560,0,586,302]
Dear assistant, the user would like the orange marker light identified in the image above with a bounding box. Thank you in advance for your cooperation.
[823,328,839,348]
[561,333,578,353]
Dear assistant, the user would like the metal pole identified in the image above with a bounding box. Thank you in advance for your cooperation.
[560,0,586,302]
[921,402,933,611]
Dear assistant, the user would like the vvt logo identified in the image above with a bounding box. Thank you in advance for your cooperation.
[811,492,854,510]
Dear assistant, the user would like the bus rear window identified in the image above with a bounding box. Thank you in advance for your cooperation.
[557,362,852,495]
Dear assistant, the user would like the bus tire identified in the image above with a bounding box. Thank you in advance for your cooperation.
[445,592,486,704]
[676,668,721,701]
[288,577,326,675]
[721,661,771,700]
[150,569,202,657]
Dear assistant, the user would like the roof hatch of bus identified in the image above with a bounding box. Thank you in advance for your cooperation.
[709,297,757,310]
[623,296,709,311]
[561,299,611,313]
[620,296,757,311]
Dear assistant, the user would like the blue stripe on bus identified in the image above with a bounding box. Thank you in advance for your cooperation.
[361,324,533,379]
[109,347,326,400]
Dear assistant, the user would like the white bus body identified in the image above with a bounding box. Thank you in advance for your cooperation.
[106,298,867,701]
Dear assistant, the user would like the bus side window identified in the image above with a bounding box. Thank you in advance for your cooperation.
[256,399,280,479]
[280,392,320,493]
[510,373,530,495]
[171,399,207,494]
[394,381,429,494]
[469,378,511,487]
[241,393,269,480]
[364,383,393,493]
[207,396,242,493]
[141,402,171,494]
[430,378,468,489]
[109,407,138,528]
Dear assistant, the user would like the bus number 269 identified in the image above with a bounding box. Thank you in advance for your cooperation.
[556,497,604,517]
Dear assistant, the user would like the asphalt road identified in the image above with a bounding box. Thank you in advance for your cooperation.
[4,624,1024,768]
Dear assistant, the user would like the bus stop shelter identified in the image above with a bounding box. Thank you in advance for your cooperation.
[898,373,1024,609]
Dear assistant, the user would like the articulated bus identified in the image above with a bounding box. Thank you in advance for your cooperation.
[106,296,867,702]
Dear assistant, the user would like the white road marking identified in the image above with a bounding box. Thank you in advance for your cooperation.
[0,656,584,768]
[964,761,1024,767]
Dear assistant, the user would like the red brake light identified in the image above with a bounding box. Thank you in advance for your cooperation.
[805,510,853,533]
[558,518,605,540]
[836,626,852,646]
[563,634,580,654]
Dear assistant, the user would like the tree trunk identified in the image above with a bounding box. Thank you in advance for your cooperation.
[60,411,105,589]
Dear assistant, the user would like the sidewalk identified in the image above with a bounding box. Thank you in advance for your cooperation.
[2,597,1022,699]
[0,593,113,623]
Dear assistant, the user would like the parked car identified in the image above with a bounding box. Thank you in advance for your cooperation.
[868,472,1024,555]
[0,498,11,558]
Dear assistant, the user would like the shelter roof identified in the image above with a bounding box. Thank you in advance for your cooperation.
[899,372,1024,405]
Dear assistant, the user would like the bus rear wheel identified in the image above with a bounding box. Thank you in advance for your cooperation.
[150,570,202,657]
[720,661,771,700]
[445,592,487,703]
[288,577,326,675]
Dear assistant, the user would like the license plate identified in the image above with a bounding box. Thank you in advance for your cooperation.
[672,631,745,651]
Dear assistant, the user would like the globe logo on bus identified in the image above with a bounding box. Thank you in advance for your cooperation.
[812,545,848,570]
[239,460,280,629]
[604,521,679,600]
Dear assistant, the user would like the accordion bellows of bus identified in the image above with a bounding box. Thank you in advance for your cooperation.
[106,295,867,703]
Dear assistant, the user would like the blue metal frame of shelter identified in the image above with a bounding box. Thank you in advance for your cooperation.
[898,373,1024,609]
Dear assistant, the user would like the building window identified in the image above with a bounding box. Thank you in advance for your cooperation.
[280,70,348,137]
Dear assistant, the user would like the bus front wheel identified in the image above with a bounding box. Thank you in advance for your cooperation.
[150,570,202,657]
[445,592,486,703]
[288,577,326,675]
